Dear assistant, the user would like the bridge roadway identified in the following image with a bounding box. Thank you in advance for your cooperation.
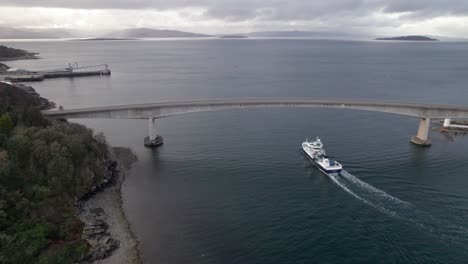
[42,98,468,146]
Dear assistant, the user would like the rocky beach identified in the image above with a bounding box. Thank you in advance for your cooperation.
[77,147,141,264]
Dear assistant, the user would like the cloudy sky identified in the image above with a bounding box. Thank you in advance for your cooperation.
[0,0,468,36]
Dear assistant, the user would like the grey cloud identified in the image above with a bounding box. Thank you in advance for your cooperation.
[384,0,468,13]
[383,0,468,18]
[1,0,468,22]
[0,0,198,10]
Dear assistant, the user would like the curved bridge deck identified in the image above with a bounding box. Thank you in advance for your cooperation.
[42,98,468,146]
[43,98,468,119]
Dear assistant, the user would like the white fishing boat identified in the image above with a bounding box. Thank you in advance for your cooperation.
[302,137,343,174]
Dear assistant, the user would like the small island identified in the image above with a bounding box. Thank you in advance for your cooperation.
[376,36,439,41]
[0,45,39,61]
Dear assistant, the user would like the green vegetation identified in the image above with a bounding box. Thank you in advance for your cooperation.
[0,83,109,263]
[0,114,14,137]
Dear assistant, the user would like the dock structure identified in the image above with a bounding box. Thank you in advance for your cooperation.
[441,118,468,131]
[1,75,45,82]
[0,63,111,82]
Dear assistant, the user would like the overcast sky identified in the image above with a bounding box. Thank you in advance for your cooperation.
[0,0,468,36]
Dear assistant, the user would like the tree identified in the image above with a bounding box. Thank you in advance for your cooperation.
[7,134,31,170]
[22,106,49,127]
[0,134,6,147]
[0,113,13,137]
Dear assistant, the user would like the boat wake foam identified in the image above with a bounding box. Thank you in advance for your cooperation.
[327,172,406,218]
[340,170,412,207]
[327,170,468,249]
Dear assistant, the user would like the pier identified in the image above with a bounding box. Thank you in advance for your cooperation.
[433,118,468,134]
[0,63,111,82]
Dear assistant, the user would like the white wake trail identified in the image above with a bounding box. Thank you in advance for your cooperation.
[340,170,413,207]
[326,173,398,217]
[326,170,468,249]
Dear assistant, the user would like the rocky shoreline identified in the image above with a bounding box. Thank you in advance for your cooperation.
[14,83,56,109]
[76,147,141,264]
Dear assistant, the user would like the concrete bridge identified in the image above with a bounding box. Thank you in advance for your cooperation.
[42,98,468,146]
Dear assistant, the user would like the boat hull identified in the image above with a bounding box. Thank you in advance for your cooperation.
[302,146,342,174]
[144,136,163,147]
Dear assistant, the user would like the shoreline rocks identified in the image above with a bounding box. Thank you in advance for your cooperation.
[76,147,141,264]
[0,81,56,110]
[0,63,9,71]
[80,218,120,261]
[14,83,56,110]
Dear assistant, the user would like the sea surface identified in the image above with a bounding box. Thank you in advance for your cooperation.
[5,38,468,264]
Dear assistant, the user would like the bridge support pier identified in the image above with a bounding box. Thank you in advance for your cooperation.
[144,118,163,148]
[411,117,432,146]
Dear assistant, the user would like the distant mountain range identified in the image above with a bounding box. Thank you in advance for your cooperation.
[244,30,364,38]
[1,27,465,41]
[0,27,76,39]
[104,28,212,38]
[0,27,366,39]
[104,29,363,39]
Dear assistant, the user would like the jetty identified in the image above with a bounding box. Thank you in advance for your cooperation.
[433,118,468,134]
[0,63,111,82]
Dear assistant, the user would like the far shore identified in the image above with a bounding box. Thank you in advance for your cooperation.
[0,54,40,61]
[71,37,139,41]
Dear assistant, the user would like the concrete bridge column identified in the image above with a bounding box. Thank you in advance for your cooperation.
[148,118,156,141]
[411,118,432,146]
[144,118,163,147]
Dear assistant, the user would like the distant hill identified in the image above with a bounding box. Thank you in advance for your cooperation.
[105,28,212,38]
[219,35,248,39]
[244,30,362,38]
[376,36,439,41]
[0,27,75,39]
[72,38,138,41]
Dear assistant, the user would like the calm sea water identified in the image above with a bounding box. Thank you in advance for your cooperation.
[5,39,468,264]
